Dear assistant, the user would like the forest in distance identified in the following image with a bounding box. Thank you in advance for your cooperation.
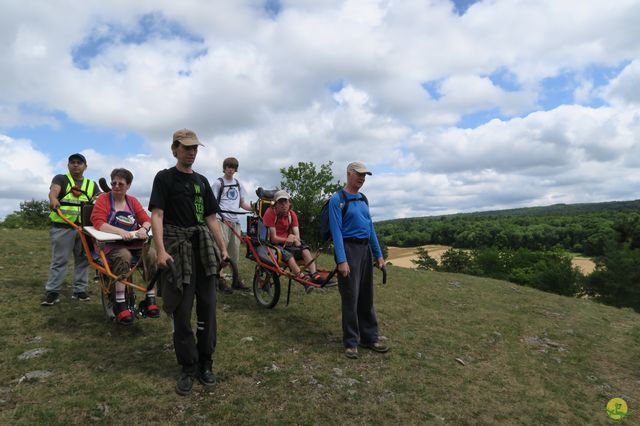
[375,199,640,311]
[376,199,640,256]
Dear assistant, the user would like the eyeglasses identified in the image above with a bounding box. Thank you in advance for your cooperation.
[111,181,127,187]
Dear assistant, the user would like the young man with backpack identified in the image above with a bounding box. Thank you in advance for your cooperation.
[211,157,253,292]
[327,161,388,359]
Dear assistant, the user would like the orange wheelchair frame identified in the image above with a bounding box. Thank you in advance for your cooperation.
[54,205,153,321]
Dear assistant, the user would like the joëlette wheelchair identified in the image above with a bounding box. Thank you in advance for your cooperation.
[53,180,237,322]
[228,188,339,309]
[53,202,156,322]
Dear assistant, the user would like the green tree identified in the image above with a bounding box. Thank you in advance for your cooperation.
[0,199,50,229]
[411,247,438,270]
[439,248,474,274]
[279,161,343,247]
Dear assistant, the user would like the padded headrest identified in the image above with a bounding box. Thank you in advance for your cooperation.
[256,187,278,200]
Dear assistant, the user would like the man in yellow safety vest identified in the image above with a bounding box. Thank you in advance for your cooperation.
[41,153,100,306]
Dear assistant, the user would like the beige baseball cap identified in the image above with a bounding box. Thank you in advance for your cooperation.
[274,190,291,201]
[172,128,204,146]
[347,161,372,175]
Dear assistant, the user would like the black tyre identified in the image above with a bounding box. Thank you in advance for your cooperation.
[253,265,280,308]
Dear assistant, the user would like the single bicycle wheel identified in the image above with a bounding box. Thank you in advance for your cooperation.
[253,265,280,308]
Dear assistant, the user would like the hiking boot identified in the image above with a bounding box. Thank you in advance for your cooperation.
[72,292,90,301]
[139,296,160,318]
[175,371,194,396]
[345,347,358,359]
[114,302,134,326]
[41,292,60,306]
[198,363,216,387]
[360,341,390,353]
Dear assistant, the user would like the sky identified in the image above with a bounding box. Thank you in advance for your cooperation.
[1,0,639,222]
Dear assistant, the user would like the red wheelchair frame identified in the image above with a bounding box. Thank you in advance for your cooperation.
[225,188,339,309]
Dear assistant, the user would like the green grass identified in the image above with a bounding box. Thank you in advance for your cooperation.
[1,228,639,425]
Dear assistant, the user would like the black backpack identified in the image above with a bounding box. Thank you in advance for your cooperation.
[319,190,368,243]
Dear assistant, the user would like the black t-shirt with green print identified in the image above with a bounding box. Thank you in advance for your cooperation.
[149,167,219,227]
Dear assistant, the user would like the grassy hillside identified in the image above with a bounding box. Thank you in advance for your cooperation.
[1,228,639,425]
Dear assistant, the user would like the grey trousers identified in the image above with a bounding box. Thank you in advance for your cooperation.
[44,226,89,294]
[338,242,379,349]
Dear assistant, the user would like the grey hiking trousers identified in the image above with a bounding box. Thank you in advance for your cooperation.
[44,226,89,294]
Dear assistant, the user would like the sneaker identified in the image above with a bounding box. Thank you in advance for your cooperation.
[72,292,90,301]
[175,371,194,396]
[41,292,60,306]
[198,363,216,387]
[345,347,358,359]
[360,341,390,353]
[114,302,134,326]
[139,296,160,318]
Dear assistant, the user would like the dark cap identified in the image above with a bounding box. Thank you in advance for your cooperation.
[68,153,87,164]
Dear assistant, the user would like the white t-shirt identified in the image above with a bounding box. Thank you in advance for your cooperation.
[212,177,247,223]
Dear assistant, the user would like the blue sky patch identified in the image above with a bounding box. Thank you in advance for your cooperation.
[421,80,443,101]
[488,68,521,92]
[458,107,504,129]
[327,80,346,93]
[451,0,480,16]
[264,0,282,18]
[72,12,204,70]
[9,110,146,164]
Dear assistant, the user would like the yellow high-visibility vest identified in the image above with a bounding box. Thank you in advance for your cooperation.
[49,173,95,224]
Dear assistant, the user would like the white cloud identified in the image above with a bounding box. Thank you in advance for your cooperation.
[1,0,640,221]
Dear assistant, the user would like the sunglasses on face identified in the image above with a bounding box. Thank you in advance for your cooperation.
[111,181,127,187]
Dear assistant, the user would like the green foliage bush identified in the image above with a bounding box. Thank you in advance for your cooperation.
[411,247,438,270]
[584,215,640,311]
[0,199,50,229]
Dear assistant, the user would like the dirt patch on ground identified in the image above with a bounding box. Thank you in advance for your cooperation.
[571,257,595,275]
[387,245,451,268]
[387,245,596,274]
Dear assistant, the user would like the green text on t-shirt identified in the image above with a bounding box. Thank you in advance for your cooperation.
[194,183,204,223]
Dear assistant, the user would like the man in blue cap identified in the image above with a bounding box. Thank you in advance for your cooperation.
[42,153,100,305]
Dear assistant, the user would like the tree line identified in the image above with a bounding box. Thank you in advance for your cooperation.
[404,206,640,312]
[376,201,640,256]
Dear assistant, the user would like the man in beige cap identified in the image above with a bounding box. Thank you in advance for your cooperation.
[149,128,229,396]
[327,161,387,359]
